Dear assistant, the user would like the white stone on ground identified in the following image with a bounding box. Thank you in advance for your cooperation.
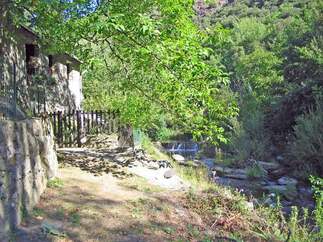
[172,154,185,162]
[128,165,189,190]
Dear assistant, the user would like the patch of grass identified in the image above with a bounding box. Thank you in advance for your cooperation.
[69,209,81,226]
[141,135,170,161]
[163,226,176,235]
[173,163,213,190]
[140,134,321,241]
[130,208,142,218]
[187,224,200,238]
[47,178,64,189]
[120,175,164,193]
[32,207,45,217]
[128,199,149,218]
[128,198,168,220]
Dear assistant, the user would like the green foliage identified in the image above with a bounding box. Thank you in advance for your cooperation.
[32,207,45,217]
[298,37,323,65]
[204,0,323,168]
[7,0,239,144]
[140,134,169,161]
[285,206,318,242]
[310,175,323,236]
[69,210,81,226]
[47,178,64,189]
[176,164,211,190]
[225,94,269,162]
[187,186,322,241]
[289,101,323,177]
[234,18,268,46]
[246,163,267,179]
[154,126,175,142]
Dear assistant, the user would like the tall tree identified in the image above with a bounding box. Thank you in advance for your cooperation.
[11,0,238,144]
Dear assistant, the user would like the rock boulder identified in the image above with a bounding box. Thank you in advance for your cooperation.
[278,176,298,186]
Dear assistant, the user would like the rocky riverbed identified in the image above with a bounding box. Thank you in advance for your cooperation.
[171,154,315,214]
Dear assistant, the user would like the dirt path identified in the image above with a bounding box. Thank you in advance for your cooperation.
[15,146,211,242]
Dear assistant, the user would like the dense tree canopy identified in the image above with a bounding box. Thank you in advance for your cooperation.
[203,0,323,176]
[5,0,238,144]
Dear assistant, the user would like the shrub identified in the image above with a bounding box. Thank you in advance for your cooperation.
[225,94,270,163]
[289,101,323,177]
[310,176,323,237]
[155,126,175,142]
[246,163,267,179]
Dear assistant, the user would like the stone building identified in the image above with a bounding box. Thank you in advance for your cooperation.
[0,24,83,116]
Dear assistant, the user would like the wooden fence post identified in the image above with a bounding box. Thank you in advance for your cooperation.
[58,111,63,146]
[76,110,81,147]
[68,110,72,147]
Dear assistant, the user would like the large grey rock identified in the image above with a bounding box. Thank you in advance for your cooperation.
[225,172,248,180]
[257,161,280,171]
[213,165,248,180]
[0,98,26,120]
[277,176,298,186]
[263,184,298,200]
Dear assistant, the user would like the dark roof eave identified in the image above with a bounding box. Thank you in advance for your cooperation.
[63,53,82,65]
[19,25,82,64]
[19,25,39,40]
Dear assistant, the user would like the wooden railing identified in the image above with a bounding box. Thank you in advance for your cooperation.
[48,110,119,147]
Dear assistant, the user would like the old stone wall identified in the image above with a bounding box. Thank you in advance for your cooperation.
[0,118,58,240]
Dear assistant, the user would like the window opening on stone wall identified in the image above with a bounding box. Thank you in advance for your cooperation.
[67,63,71,79]
[48,55,53,68]
[26,44,40,75]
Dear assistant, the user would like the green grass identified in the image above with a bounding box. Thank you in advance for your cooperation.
[141,135,170,161]
[69,210,81,226]
[47,178,64,188]
[32,207,45,217]
[246,163,267,179]
[173,163,213,190]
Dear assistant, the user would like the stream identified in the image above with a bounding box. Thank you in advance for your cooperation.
[162,141,315,214]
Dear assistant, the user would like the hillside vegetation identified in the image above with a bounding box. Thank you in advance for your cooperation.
[2,1,322,241]
[197,0,323,178]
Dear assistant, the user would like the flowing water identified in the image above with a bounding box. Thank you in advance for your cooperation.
[162,141,199,158]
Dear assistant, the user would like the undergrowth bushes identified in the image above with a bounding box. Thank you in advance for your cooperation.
[288,100,323,178]
[224,94,270,164]
[186,184,322,241]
